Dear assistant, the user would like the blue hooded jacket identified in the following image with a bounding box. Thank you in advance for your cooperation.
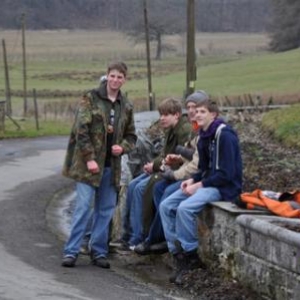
[192,119,243,201]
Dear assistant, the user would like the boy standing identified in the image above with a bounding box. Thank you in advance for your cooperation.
[61,62,137,268]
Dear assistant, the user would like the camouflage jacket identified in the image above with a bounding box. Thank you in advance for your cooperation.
[152,115,192,172]
[62,83,137,188]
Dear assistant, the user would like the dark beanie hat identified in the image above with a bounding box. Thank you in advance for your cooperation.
[185,90,209,105]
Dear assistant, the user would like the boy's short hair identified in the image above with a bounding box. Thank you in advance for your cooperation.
[195,98,219,116]
[107,62,128,77]
[158,98,182,116]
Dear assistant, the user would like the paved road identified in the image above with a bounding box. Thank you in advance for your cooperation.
[0,112,184,300]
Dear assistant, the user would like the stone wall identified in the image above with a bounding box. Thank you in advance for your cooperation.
[198,202,300,300]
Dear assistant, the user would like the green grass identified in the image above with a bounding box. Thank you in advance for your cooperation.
[0,30,271,101]
[262,104,300,149]
[5,30,298,103]
[0,118,71,139]
[15,48,297,101]
[196,49,300,97]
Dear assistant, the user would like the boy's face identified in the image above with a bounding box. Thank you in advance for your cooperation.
[107,69,126,92]
[159,113,180,129]
[195,106,216,131]
[186,102,197,122]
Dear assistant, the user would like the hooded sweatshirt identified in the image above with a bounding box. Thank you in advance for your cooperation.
[192,119,243,201]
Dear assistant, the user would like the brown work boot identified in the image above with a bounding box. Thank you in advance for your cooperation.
[169,252,187,283]
[174,250,206,285]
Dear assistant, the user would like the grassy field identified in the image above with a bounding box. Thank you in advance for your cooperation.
[0,30,299,141]
[0,30,272,104]
[0,30,299,107]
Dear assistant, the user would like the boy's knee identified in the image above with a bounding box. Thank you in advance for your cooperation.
[177,203,189,216]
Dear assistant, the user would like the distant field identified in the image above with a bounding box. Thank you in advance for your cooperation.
[0,30,268,62]
[0,29,299,115]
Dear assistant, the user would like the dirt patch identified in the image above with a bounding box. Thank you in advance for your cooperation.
[233,112,300,192]
[175,267,262,300]
[113,250,263,300]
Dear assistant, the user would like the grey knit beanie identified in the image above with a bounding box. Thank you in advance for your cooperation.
[185,90,209,105]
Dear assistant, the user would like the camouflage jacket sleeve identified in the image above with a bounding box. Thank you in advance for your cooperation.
[152,117,192,172]
[119,102,137,154]
[75,94,96,162]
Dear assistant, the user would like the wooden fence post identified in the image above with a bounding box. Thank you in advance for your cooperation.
[0,100,6,133]
[33,89,39,130]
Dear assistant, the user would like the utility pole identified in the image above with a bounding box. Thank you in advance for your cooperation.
[115,0,120,30]
[143,0,154,111]
[186,0,197,97]
[2,39,12,116]
[21,13,28,116]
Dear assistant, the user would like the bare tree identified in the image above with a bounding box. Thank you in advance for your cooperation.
[126,0,185,60]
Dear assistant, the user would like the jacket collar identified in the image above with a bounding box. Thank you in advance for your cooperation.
[97,82,123,103]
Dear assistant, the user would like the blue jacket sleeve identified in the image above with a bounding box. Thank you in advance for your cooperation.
[201,131,238,188]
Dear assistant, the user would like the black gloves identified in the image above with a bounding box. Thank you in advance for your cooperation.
[161,167,175,181]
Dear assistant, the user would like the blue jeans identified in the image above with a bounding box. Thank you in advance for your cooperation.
[124,173,150,245]
[121,173,148,243]
[159,186,221,254]
[146,180,182,244]
[63,168,117,258]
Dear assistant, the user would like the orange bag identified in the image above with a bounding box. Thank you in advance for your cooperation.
[240,189,300,218]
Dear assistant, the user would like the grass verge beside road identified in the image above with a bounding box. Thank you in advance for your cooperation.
[2,105,300,154]
[262,104,300,149]
[0,119,71,139]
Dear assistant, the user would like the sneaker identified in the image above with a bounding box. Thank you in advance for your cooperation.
[134,241,151,255]
[129,245,136,251]
[61,256,77,268]
[92,257,110,269]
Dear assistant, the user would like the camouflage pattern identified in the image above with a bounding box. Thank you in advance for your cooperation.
[62,83,137,189]
[152,115,193,172]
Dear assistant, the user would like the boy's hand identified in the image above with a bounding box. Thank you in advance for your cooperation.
[181,178,194,193]
[87,160,99,174]
[165,154,183,165]
[183,181,203,196]
[112,144,123,156]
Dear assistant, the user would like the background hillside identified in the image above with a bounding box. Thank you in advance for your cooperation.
[0,0,271,32]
